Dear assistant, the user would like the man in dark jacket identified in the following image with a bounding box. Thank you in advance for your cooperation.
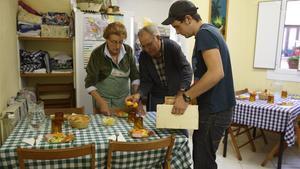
[127,25,192,112]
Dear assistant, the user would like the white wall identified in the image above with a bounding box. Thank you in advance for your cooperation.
[118,0,173,26]
[118,0,190,61]
[0,0,19,112]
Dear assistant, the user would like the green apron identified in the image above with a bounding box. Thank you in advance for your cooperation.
[94,65,130,109]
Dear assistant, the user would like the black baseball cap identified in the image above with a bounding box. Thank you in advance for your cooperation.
[162,0,198,25]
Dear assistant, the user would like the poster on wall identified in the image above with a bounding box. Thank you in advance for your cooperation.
[209,0,229,39]
[83,15,108,41]
[82,14,125,68]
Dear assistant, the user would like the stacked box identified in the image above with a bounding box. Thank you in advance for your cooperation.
[41,25,69,38]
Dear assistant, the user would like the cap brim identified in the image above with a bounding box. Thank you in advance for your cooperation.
[161,17,175,25]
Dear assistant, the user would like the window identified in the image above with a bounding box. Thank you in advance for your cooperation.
[279,1,300,70]
[267,0,300,82]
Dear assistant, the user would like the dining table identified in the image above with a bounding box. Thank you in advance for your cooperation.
[223,94,300,169]
[0,111,192,169]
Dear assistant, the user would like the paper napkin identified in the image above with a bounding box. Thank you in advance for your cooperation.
[108,132,126,142]
[22,135,43,146]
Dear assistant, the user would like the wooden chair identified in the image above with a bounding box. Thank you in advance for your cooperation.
[225,88,268,160]
[107,135,175,169]
[36,83,74,108]
[17,143,96,169]
[295,115,300,149]
[44,107,84,116]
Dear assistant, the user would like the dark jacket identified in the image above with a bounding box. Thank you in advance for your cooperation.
[85,43,139,88]
[139,38,192,98]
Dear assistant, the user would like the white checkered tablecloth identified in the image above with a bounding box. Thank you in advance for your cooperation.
[232,98,300,146]
[0,112,192,169]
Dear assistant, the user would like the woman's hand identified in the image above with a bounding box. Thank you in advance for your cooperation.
[90,90,111,116]
[98,100,111,116]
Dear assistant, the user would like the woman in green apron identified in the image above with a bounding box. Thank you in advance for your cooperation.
[85,22,140,115]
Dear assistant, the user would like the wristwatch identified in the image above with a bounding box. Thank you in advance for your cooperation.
[182,93,191,103]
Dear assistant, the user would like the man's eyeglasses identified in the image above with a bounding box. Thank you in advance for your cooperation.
[107,39,124,46]
[140,37,156,49]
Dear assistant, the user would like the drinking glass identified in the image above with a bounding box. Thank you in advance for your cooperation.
[249,92,256,102]
[267,94,274,104]
[281,90,288,98]
[28,103,45,146]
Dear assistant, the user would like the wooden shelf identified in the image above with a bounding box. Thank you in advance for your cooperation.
[18,36,72,42]
[20,72,73,77]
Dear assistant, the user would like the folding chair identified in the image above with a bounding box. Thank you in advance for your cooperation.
[107,135,175,169]
[224,88,268,160]
[17,143,96,169]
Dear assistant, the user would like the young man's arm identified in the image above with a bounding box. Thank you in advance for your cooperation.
[172,48,224,114]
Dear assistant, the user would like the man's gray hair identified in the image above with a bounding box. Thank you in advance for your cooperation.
[138,25,161,37]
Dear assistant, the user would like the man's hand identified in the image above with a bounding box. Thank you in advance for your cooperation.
[137,102,146,116]
[172,94,188,115]
[125,93,140,103]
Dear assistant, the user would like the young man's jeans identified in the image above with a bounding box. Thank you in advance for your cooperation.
[193,108,233,169]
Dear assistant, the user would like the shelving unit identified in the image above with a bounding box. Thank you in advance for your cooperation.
[16,0,76,108]
[18,36,74,80]
[18,35,75,108]
[20,72,73,77]
[18,36,72,42]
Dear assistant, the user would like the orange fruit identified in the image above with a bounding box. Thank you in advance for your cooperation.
[133,102,138,108]
[126,101,133,106]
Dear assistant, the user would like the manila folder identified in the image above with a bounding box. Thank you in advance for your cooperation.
[156,104,198,129]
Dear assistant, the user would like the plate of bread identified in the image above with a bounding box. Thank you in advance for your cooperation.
[129,129,154,138]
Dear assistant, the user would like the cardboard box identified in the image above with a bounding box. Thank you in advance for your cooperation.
[156,104,198,129]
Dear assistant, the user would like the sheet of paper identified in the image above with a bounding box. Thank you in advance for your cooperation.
[156,104,198,129]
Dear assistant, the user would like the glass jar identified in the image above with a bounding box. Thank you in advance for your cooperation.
[51,112,63,133]
[127,112,135,123]
[281,90,288,98]
[267,94,274,104]
[134,115,143,129]
[249,92,256,102]
[51,118,62,133]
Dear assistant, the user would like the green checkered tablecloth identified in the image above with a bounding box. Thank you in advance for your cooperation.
[0,112,192,169]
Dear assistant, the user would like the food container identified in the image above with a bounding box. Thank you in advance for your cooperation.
[68,114,90,129]
[102,117,116,126]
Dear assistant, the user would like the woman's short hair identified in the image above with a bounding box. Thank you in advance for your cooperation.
[138,25,160,37]
[103,22,127,39]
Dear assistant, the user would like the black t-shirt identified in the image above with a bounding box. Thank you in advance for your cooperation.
[192,23,236,113]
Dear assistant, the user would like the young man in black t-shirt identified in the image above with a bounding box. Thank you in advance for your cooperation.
[162,0,236,168]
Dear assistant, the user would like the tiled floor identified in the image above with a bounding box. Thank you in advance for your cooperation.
[188,131,300,169]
